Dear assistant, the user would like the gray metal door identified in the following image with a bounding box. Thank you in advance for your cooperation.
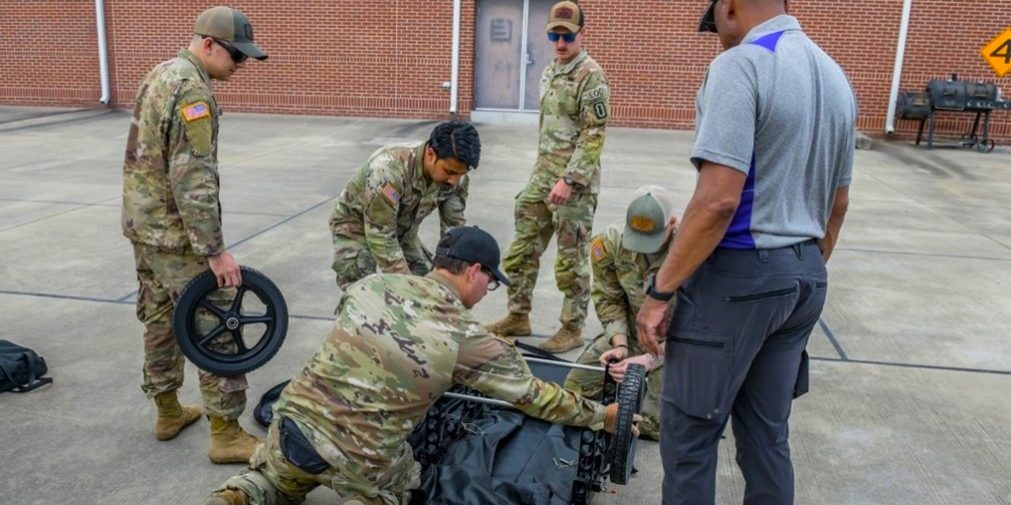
[474,0,555,112]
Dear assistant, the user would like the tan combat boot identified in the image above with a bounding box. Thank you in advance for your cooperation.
[203,489,249,505]
[539,324,583,353]
[153,391,202,441]
[485,312,531,337]
[208,416,261,464]
[638,416,661,441]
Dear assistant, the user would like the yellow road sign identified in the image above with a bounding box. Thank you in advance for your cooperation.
[981,28,1011,77]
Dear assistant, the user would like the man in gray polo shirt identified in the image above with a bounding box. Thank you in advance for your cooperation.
[636,1,855,504]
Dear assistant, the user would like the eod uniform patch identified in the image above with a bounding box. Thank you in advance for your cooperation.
[582,87,610,120]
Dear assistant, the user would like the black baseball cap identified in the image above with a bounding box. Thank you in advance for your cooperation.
[435,227,510,287]
[699,0,718,33]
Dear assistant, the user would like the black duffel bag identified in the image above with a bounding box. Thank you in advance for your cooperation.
[0,340,53,393]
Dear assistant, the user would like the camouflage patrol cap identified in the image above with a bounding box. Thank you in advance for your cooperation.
[436,226,510,286]
[547,1,583,33]
[194,6,268,60]
[699,0,718,33]
[622,185,675,254]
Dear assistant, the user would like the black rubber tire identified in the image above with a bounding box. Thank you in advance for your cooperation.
[608,363,646,485]
[173,266,288,376]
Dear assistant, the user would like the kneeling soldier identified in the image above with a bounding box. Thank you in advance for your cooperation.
[204,226,632,505]
[564,186,677,440]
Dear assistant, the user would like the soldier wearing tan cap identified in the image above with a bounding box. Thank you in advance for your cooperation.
[121,6,267,464]
[563,186,678,440]
[486,0,612,354]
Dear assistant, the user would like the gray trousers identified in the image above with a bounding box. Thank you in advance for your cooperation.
[661,240,826,505]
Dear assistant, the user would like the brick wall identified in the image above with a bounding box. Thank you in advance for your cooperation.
[1,0,1009,141]
[102,0,476,119]
[0,1,101,106]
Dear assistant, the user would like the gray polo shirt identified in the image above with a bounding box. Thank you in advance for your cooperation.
[691,15,856,249]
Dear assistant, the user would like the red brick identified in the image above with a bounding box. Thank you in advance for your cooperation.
[1,0,1009,141]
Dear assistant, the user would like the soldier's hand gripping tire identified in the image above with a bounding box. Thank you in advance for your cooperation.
[608,362,645,485]
[173,266,288,376]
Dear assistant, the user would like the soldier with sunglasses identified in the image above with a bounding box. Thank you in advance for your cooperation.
[487,1,612,354]
[122,6,267,464]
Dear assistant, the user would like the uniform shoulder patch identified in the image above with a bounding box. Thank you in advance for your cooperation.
[590,237,608,262]
[592,102,608,120]
[180,101,211,123]
[582,87,609,102]
[381,184,402,205]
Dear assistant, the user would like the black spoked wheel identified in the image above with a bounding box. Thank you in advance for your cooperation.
[608,363,646,485]
[173,266,288,376]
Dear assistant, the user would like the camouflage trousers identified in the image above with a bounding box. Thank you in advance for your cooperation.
[132,242,247,419]
[502,192,597,328]
[563,333,662,440]
[332,236,432,289]
[214,419,421,505]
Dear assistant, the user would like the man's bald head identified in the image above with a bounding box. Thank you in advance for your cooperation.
[705,0,788,49]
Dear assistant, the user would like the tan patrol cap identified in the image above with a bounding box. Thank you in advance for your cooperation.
[194,6,268,61]
[547,1,583,33]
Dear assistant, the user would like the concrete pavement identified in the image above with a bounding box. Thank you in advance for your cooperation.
[0,105,1009,505]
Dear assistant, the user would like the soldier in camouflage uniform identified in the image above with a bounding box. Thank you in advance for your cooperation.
[202,227,630,505]
[487,1,611,353]
[403,178,469,272]
[121,6,267,463]
[330,121,480,290]
[563,186,678,440]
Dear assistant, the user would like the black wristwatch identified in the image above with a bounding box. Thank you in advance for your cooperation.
[562,175,581,188]
[645,273,675,302]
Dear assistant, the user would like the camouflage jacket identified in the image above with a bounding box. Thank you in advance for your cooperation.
[330,142,468,273]
[275,271,606,479]
[590,222,670,348]
[122,49,224,256]
[525,50,610,199]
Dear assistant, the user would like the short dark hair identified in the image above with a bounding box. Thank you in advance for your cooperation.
[432,254,472,275]
[429,121,481,169]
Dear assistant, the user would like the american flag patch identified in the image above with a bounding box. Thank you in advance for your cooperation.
[590,238,607,261]
[180,101,210,122]
[381,184,401,204]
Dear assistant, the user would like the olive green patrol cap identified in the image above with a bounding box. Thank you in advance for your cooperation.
[622,185,675,254]
[547,1,583,33]
[194,6,268,60]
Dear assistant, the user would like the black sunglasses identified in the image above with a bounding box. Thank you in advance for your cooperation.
[211,37,248,63]
[547,31,578,43]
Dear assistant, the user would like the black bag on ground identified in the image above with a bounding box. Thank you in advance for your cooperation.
[0,340,52,393]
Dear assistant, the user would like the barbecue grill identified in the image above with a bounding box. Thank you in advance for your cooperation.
[897,75,1010,152]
